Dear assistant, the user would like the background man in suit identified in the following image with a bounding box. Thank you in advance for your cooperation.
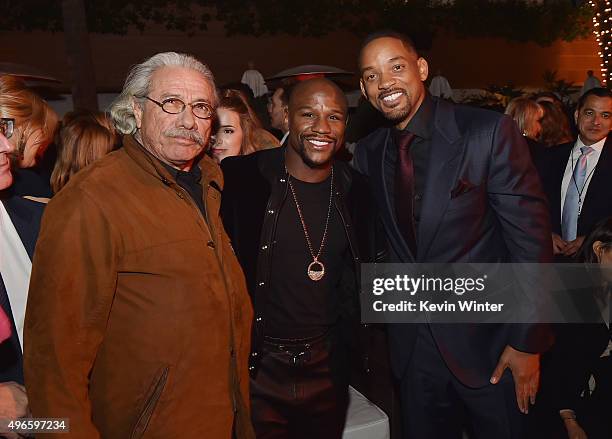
[353,31,553,438]
[0,125,45,438]
[539,87,612,259]
[267,85,290,145]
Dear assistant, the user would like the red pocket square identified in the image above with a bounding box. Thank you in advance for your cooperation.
[450,179,475,198]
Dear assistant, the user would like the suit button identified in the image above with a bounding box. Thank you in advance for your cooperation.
[207,240,215,248]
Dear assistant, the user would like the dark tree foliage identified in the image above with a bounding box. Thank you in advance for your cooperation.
[443,0,592,45]
[0,0,593,47]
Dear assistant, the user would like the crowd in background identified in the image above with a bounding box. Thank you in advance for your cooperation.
[0,53,610,439]
[1,69,607,201]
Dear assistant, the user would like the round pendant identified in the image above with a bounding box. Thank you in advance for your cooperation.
[307,260,325,281]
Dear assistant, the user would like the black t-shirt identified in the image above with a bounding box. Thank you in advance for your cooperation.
[266,174,349,338]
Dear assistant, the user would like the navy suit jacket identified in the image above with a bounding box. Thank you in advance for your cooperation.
[538,136,612,238]
[0,195,45,384]
[354,98,553,387]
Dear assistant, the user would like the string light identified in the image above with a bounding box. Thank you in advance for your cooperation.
[590,0,612,85]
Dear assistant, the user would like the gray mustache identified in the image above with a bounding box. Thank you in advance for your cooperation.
[164,128,205,146]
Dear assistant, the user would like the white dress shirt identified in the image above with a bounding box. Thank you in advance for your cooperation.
[0,201,32,349]
[559,135,606,223]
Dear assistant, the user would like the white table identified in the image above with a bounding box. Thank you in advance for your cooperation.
[342,386,390,439]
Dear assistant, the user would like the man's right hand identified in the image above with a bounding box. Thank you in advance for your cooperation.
[552,233,568,255]
[0,382,29,439]
[563,418,588,439]
[0,380,28,418]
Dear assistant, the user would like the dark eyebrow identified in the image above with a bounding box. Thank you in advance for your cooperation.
[328,108,347,117]
[361,56,409,73]
[294,106,346,117]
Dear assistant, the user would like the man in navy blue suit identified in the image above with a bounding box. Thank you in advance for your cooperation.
[353,31,553,438]
[539,87,612,259]
[0,122,45,437]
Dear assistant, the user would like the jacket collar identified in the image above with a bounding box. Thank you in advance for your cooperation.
[398,92,435,140]
[0,195,42,259]
[123,134,224,190]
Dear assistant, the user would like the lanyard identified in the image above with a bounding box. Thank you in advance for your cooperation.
[570,151,596,216]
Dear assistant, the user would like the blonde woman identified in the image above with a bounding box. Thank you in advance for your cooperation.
[0,75,58,168]
[505,97,544,141]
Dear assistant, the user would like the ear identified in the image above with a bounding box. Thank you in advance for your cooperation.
[574,108,579,125]
[132,97,143,129]
[417,57,429,82]
[283,106,289,127]
[593,240,603,261]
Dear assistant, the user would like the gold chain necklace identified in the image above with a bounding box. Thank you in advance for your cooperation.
[287,166,334,281]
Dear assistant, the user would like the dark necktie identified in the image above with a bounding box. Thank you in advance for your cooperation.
[395,132,418,256]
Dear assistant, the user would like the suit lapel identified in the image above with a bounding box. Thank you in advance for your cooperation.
[417,100,463,261]
[1,197,40,260]
[581,135,612,224]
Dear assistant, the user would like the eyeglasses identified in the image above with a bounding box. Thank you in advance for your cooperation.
[0,118,14,139]
[137,96,214,120]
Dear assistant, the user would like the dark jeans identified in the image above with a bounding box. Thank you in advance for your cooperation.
[400,325,525,439]
[250,333,349,439]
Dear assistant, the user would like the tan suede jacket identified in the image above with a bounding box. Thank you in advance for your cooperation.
[24,135,254,439]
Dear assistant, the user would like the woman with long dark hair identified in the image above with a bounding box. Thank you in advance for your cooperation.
[210,88,278,163]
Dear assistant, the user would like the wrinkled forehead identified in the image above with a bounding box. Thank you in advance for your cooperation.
[148,66,215,101]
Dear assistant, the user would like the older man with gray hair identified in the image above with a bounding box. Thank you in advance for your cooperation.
[23,52,255,439]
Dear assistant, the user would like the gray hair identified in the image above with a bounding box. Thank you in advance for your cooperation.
[109,52,218,135]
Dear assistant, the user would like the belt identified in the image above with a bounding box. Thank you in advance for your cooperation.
[262,330,330,360]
